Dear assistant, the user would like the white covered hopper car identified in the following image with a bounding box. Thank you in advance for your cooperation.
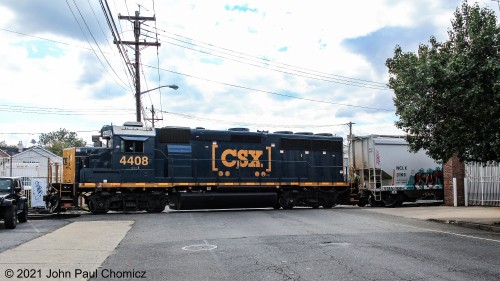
[350,135,443,207]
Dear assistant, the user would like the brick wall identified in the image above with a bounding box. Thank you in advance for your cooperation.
[443,155,465,206]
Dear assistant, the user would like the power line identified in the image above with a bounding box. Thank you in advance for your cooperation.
[142,64,395,112]
[143,23,389,89]
[0,27,115,54]
[87,0,134,91]
[66,0,129,89]
[151,0,165,123]
[99,0,136,85]
[0,104,346,131]
[0,27,393,112]
[159,110,350,129]
[158,39,388,90]
[0,104,134,116]
[0,27,392,111]
[0,130,98,135]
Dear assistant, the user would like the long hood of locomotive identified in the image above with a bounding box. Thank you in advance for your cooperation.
[70,127,346,188]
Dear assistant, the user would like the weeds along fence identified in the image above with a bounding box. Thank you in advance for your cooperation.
[465,161,500,206]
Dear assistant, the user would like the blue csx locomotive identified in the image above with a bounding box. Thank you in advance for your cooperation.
[48,122,351,213]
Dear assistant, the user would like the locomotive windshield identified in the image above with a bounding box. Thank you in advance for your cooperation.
[120,137,148,153]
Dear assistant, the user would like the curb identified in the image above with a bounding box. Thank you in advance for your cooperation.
[27,213,82,220]
[428,219,500,233]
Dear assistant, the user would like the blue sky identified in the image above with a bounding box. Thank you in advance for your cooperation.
[0,0,498,146]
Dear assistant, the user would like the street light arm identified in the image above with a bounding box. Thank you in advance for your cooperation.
[140,84,179,95]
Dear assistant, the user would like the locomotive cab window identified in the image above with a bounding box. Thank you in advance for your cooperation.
[120,136,148,153]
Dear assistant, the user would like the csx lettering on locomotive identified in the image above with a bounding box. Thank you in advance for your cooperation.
[221,149,263,167]
[212,144,272,172]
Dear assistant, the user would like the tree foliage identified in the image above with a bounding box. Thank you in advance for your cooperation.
[0,141,17,149]
[38,129,87,157]
[386,1,500,162]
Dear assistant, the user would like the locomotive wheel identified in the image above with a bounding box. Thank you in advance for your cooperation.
[47,195,61,213]
[146,206,165,213]
[322,202,335,209]
[278,195,294,210]
[88,198,108,214]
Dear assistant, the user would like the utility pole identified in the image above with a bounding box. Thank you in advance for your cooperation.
[145,105,163,127]
[346,121,355,182]
[347,121,355,141]
[115,10,160,122]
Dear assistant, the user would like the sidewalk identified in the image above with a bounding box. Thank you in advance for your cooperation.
[365,205,500,232]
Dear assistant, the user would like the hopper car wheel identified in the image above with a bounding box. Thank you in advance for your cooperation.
[311,203,320,209]
[356,197,368,207]
[368,195,384,207]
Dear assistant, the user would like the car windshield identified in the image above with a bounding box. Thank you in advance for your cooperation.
[0,179,12,191]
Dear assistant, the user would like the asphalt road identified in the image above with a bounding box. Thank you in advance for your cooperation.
[2,207,500,281]
[0,218,69,252]
[91,207,500,281]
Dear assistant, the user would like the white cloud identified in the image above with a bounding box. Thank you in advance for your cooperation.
[0,0,498,147]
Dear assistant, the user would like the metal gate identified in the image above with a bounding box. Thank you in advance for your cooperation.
[465,162,500,206]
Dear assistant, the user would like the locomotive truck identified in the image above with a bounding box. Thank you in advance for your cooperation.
[46,122,351,213]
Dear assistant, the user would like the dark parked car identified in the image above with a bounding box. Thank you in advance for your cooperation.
[0,177,28,229]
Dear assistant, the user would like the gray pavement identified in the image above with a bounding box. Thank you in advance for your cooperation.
[364,205,500,232]
[0,221,134,281]
[1,205,499,281]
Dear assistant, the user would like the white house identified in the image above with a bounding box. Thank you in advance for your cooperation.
[0,149,10,177]
[9,147,63,188]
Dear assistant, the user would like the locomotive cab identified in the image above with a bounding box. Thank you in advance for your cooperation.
[78,122,156,183]
[55,122,166,214]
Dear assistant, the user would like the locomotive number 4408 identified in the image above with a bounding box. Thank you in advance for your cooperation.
[119,155,149,166]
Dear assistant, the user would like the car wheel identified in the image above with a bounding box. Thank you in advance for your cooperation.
[18,203,28,223]
[4,205,17,229]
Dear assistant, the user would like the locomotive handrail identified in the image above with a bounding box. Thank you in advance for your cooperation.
[153,149,168,160]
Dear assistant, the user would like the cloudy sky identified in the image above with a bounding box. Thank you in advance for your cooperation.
[0,0,498,147]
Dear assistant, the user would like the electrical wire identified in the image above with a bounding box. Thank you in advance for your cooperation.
[158,110,350,129]
[142,64,394,112]
[100,0,136,85]
[67,0,130,89]
[1,26,393,112]
[143,23,389,90]
[0,104,133,115]
[87,0,134,91]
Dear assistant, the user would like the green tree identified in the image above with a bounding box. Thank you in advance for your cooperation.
[0,140,17,149]
[38,129,87,157]
[386,1,500,162]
